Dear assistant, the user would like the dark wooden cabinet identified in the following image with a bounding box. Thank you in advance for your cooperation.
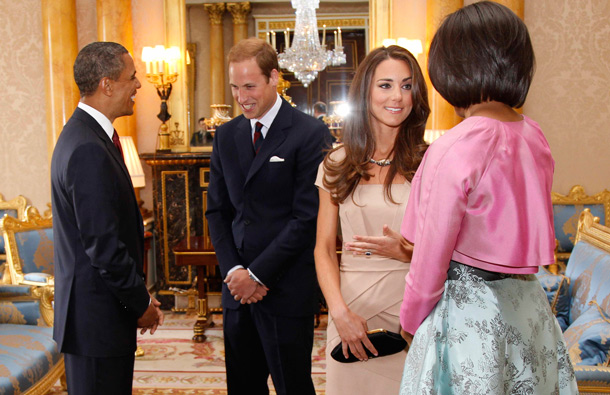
[141,151,217,308]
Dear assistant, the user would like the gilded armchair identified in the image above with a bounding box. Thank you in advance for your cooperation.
[1,206,54,287]
[0,205,65,393]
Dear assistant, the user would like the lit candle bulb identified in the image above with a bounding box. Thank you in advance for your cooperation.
[322,24,326,46]
[334,30,338,48]
[338,27,342,47]
[272,31,276,50]
[266,32,270,45]
[141,47,153,74]
[285,28,290,48]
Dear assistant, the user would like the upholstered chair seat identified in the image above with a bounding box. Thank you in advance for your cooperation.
[0,284,64,394]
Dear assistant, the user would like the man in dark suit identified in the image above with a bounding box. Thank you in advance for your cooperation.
[190,117,213,146]
[206,38,330,395]
[313,101,327,121]
[51,41,163,395]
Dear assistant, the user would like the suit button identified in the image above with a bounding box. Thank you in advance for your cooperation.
[244,220,251,225]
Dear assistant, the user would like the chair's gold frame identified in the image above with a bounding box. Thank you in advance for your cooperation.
[1,206,53,286]
[0,194,28,284]
[551,185,610,262]
[0,194,27,220]
[576,209,610,255]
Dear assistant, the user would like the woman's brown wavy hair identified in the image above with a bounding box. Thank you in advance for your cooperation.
[322,45,429,204]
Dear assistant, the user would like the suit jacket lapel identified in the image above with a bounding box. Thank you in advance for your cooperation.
[245,100,291,185]
[233,117,255,177]
[73,108,133,185]
[73,108,143,243]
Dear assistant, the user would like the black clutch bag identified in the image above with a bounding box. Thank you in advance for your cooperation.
[330,328,408,363]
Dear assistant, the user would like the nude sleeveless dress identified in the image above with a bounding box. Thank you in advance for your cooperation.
[316,164,411,394]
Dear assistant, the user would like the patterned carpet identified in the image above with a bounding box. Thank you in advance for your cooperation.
[51,312,328,394]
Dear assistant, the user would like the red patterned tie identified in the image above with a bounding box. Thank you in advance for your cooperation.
[253,122,264,154]
[112,129,124,161]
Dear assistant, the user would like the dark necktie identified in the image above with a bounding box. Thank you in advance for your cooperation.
[112,129,124,161]
[253,122,264,154]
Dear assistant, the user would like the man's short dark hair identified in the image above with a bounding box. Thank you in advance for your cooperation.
[74,42,129,97]
[428,1,535,109]
[313,102,326,114]
[198,117,206,123]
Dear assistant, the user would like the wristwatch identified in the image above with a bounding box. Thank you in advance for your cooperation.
[247,269,264,286]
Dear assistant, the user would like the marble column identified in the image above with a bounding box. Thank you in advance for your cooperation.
[204,3,227,107]
[42,0,79,161]
[96,0,138,144]
[164,0,189,152]
[426,0,463,131]
[368,0,392,49]
[227,2,251,117]
[492,0,524,112]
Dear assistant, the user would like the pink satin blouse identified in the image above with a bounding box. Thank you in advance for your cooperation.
[400,115,556,334]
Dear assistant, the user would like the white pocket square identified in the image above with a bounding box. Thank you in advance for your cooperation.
[269,156,285,163]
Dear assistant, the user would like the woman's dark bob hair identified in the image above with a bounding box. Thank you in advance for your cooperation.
[428,1,535,109]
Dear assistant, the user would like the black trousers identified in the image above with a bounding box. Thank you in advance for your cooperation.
[64,352,135,395]
[223,305,315,395]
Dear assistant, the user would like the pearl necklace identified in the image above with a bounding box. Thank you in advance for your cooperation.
[369,158,392,167]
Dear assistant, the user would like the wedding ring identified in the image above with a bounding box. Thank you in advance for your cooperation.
[365,251,372,256]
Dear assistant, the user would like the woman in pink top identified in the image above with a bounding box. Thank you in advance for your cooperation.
[398,2,577,394]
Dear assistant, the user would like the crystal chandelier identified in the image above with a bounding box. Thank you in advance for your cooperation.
[277,0,346,87]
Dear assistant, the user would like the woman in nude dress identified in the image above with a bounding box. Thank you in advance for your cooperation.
[314,45,429,394]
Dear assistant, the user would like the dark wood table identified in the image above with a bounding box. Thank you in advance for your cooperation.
[173,235,218,342]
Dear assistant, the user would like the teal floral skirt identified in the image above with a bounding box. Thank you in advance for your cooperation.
[400,261,578,394]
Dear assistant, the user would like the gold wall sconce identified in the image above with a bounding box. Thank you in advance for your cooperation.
[141,45,181,152]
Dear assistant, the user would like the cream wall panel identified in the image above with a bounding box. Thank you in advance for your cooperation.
[0,0,49,210]
[524,0,610,194]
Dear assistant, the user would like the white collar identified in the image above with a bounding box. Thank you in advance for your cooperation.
[250,94,282,137]
[78,102,114,141]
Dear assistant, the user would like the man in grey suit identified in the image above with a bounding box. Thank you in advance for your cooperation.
[206,37,331,395]
[51,41,163,395]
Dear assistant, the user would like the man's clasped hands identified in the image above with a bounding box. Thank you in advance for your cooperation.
[225,268,269,304]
